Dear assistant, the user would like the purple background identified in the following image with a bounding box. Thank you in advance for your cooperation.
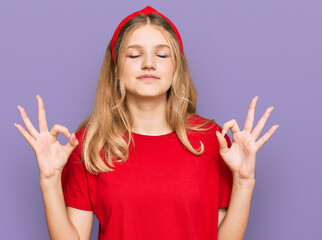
[2,0,321,239]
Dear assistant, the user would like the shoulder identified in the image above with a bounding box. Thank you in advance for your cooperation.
[189,115,232,147]
[184,114,224,148]
[185,114,226,156]
[187,114,233,146]
[187,114,224,135]
[75,126,87,139]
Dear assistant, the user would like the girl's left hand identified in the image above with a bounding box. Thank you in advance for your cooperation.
[216,96,279,183]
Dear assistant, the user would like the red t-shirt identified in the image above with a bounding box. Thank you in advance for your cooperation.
[61,115,233,240]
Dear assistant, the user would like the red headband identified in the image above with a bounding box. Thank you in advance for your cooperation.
[110,6,184,64]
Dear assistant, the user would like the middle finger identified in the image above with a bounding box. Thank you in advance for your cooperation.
[244,96,258,133]
[37,95,48,133]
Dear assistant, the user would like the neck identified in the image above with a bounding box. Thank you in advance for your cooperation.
[126,93,172,135]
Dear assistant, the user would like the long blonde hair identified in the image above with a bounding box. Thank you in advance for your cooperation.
[76,13,217,174]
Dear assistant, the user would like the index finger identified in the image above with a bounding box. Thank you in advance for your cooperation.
[37,95,48,132]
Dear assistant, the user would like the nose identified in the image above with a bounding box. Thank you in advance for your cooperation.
[141,54,156,70]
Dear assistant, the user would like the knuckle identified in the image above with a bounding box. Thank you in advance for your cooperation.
[62,126,69,133]
[59,125,69,133]
[54,124,63,131]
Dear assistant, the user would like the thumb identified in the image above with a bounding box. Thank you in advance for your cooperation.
[216,131,229,154]
[63,132,79,154]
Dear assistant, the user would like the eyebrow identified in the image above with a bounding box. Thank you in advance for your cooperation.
[127,44,170,49]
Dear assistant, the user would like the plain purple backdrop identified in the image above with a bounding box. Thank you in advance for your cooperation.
[1,0,321,239]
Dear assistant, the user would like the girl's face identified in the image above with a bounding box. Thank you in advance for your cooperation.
[119,24,174,100]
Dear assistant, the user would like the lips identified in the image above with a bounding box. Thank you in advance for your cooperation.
[138,74,160,80]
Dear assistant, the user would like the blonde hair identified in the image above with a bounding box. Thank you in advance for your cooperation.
[75,13,217,174]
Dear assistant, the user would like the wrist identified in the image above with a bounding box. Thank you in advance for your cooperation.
[233,174,255,187]
[39,172,62,189]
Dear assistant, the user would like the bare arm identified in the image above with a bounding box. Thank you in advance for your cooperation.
[15,95,93,239]
[40,174,81,240]
[66,206,94,240]
[216,96,278,239]
[40,170,93,240]
[217,178,255,240]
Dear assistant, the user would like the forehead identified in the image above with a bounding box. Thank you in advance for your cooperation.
[125,25,170,48]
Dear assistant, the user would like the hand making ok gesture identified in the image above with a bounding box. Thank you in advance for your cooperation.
[14,95,79,181]
[216,96,279,183]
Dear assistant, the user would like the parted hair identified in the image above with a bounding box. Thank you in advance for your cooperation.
[75,13,217,174]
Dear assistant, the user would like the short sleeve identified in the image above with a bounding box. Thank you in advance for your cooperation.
[61,133,93,211]
[218,133,233,209]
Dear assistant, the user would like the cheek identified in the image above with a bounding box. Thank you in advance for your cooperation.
[122,62,138,78]
[163,62,174,78]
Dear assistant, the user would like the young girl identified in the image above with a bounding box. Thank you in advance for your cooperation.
[15,6,278,240]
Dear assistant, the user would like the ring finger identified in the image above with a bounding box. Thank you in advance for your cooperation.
[17,105,39,139]
[251,106,274,140]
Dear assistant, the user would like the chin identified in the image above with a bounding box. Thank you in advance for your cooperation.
[130,91,168,99]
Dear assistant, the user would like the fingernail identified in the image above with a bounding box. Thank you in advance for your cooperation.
[270,106,274,110]
[17,105,21,109]
[14,123,17,127]
[67,132,71,137]
[222,129,226,137]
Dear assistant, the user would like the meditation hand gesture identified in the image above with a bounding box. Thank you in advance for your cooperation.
[14,95,79,181]
[216,96,279,183]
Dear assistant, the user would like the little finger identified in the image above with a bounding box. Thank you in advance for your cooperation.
[14,123,37,149]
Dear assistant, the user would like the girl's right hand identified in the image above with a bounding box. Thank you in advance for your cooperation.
[14,95,79,181]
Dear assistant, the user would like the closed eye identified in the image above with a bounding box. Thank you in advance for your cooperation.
[128,55,167,59]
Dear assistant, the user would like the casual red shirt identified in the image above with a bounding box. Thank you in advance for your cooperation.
[61,115,233,240]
